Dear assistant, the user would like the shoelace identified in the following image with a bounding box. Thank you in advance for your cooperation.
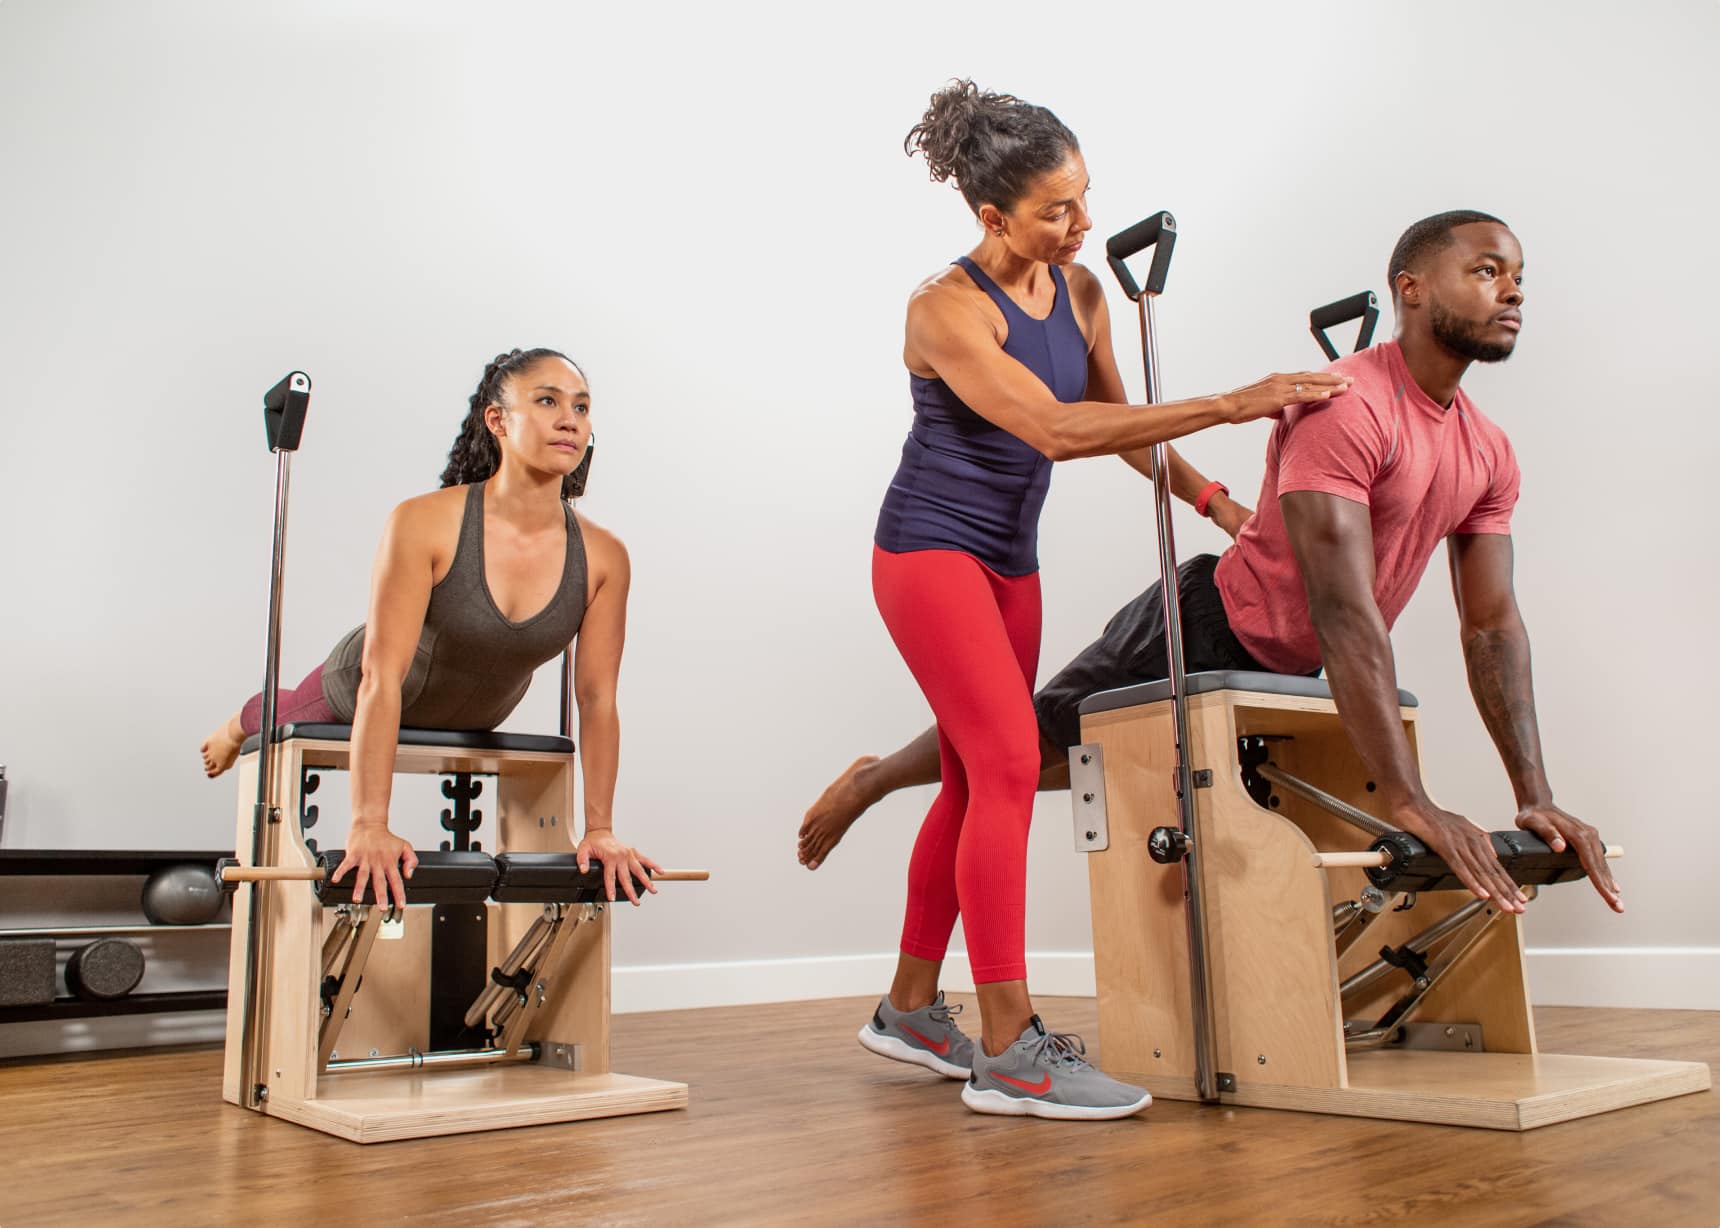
[927,999,964,1027]
[1029,1029,1092,1072]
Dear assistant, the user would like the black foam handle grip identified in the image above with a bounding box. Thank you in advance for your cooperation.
[1105,211,1177,301]
[263,370,312,453]
[1308,291,1379,361]
[1365,830,1588,894]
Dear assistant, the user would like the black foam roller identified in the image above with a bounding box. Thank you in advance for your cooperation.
[65,938,145,1001]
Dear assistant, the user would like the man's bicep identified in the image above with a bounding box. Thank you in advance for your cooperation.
[1448,533,1517,629]
[1280,490,1376,601]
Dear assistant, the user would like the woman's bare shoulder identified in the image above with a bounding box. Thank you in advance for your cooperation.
[574,510,629,576]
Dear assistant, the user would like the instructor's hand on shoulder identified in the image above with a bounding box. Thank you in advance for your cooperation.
[1394,800,1528,915]
[331,821,418,910]
[1225,371,1352,423]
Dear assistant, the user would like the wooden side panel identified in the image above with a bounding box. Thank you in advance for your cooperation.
[222,754,260,1104]
[1197,699,1346,1092]
[261,744,322,1104]
[1083,701,1195,1092]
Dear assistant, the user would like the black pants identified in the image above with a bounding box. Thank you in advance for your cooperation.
[1032,554,1276,750]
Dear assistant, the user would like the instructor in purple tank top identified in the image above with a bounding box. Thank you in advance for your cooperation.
[853,79,1351,1121]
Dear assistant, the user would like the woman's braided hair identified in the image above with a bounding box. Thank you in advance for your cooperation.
[439,347,593,498]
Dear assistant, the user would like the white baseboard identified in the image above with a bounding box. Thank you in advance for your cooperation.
[613,951,1096,1015]
[614,948,1720,1014]
[1524,947,1720,1010]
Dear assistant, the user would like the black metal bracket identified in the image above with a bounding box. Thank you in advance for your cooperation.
[1380,942,1431,988]
[300,768,321,855]
[1216,1072,1237,1093]
[1237,735,1291,810]
[439,773,484,853]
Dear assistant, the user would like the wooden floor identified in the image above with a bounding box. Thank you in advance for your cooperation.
[2,997,1716,1226]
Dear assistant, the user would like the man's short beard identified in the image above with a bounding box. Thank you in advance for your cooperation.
[1429,299,1516,363]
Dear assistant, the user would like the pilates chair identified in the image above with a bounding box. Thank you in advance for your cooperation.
[1072,226,1713,1129]
[217,373,706,1144]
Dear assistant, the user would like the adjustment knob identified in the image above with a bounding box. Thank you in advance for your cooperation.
[1147,827,1191,865]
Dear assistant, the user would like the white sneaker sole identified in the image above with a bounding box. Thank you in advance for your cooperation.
[856,1024,972,1080]
[960,1083,1152,1121]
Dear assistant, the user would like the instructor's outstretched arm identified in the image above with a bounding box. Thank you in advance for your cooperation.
[908,279,1348,460]
[1281,490,1526,912]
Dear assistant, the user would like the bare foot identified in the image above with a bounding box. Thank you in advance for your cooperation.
[200,714,245,778]
[797,756,880,870]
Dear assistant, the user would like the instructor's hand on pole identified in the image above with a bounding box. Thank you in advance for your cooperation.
[1223,371,1353,423]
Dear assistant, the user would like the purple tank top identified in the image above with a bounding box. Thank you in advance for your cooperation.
[874,257,1089,576]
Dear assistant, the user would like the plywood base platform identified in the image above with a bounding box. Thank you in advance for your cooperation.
[1123,1051,1711,1131]
[254,1067,688,1143]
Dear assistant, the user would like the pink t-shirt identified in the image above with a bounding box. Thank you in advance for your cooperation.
[1213,339,1520,676]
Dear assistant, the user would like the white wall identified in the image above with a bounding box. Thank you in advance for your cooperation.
[2,0,1715,1010]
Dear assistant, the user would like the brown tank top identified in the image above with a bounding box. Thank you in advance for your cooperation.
[320,483,588,730]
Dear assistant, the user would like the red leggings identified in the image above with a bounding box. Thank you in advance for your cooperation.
[872,546,1042,984]
[239,664,334,736]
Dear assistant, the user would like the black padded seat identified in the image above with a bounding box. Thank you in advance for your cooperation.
[1077,669,1418,720]
[491,852,649,905]
[313,850,497,906]
[239,722,573,756]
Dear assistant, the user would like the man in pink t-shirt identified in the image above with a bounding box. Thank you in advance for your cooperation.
[1206,212,1621,912]
[801,211,1618,914]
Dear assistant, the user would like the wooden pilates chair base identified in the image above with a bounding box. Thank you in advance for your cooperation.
[225,733,696,1144]
[241,1068,687,1145]
[1121,1052,1709,1132]
[1076,678,1712,1133]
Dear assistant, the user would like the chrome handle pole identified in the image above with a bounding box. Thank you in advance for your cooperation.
[1136,293,1220,1104]
[238,370,309,1112]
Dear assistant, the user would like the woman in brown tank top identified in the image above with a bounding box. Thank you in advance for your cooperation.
[198,348,660,909]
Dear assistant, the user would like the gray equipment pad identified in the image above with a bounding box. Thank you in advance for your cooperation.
[1077,670,1418,719]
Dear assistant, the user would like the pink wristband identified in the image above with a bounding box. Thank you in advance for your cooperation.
[1194,480,1229,518]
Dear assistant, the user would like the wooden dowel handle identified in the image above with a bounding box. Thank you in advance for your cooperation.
[1310,844,1623,870]
[220,865,324,882]
[651,870,710,881]
[1309,851,1387,869]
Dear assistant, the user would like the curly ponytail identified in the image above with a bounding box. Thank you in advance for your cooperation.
[904,79,1079,215]
[439,347,593,499]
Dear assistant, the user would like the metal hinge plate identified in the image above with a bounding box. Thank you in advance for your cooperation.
[536,1040,583,1071]
[1070,744,1108,852]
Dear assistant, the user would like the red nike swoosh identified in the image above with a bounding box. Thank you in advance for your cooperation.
[992,1070,1053,1095]
[900,1024,950,1056]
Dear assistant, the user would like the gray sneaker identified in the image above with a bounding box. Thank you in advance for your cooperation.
[857,991,974,1079]
[962,1016,1151,1120]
